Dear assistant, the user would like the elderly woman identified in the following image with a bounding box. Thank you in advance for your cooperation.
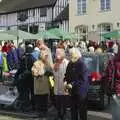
[32,45,53,120]
[53,48,69,120]
[64,48,89,120]
[37,40,53,67]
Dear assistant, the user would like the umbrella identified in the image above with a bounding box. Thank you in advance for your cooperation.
[48,28,73,40]
[102,30,120,39]
[3,29,40,40]
[69,32,81,39]
[36,31,60,39]
[0,32,17,40]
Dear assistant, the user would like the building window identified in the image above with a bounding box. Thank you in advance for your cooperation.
[29,25,38,34]
[40,8,47,17]
[17,11,28,22]
[100,0,111,11]
[7,26,10,30]
[75,25,88,41]
[18,25,28,32]
[77,0,86,15]
[98,23,113,40]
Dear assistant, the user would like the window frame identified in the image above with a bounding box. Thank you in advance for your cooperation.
[98,23,113,41]
[77,0,87,15]
[40,8,47,17]
[100,0,111,11]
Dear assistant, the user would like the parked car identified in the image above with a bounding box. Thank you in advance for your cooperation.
[82,53,114,109]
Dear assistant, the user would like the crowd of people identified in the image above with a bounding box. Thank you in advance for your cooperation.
[56,40,119,54]
[0,39,120,120]
[0,40,90,120]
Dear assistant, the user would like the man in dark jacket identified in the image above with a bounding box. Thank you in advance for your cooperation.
[15,44,35,110]
[64,48,89,120]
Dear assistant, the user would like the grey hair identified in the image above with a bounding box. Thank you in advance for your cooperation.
[69,47,82,58]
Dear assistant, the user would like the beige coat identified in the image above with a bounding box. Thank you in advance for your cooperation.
[34,76,50,95]
[32,60,50,95]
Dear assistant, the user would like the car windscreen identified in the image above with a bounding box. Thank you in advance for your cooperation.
[82,55,98,73]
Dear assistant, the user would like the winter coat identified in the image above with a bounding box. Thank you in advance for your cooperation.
[2,55,9,72]
[53,59,69,95]
[14,53,35,88]
[0,52,8,72]
[64,58,89,98]
[7,48,19,70]
[105,54,120,95]
[32,60,50,95]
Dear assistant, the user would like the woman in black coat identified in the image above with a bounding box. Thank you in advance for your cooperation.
[64,48,89,120]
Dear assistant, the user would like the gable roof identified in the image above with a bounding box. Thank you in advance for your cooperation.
[0,0,57,14]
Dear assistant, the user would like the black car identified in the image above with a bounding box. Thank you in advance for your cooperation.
[82,53,114,109]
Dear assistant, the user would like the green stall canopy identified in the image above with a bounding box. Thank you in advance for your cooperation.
[3,29,40,40]
[36,31,60,40]
[48,28,73,40]
[0,31,17,40]
[102,30,120,39]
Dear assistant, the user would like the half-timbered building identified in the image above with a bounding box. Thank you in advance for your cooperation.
[0,0,69,33]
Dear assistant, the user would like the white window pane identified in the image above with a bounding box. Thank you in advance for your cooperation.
[101,0,111,10]
[77,0,86,15]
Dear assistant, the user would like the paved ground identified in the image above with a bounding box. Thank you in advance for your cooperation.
[0,85,112,120]
[0,115,111,120]
[0,107,112,120]
[0,115,23,120]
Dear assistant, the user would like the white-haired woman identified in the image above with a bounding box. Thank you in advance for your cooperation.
[53,48,69,120]
[64,48,89,120]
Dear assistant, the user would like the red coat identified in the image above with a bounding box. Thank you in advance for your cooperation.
[2,46,9,53]
[105,58,120,95]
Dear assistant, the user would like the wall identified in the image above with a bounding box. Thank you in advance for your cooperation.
[69,0,120,32]
[59,20,69,32]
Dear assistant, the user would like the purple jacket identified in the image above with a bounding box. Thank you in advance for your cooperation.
[64,58,89,97]
[7,48,18,70]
